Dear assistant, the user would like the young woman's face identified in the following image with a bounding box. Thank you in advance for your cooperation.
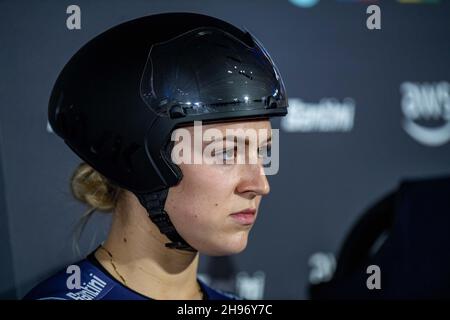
[165,119,272,256]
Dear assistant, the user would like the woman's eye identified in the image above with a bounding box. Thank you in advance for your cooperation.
[222,148,236,161]
[214,148,236,163]
[258,145,272,158]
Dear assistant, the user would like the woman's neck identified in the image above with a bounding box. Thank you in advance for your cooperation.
[94,193,203,300]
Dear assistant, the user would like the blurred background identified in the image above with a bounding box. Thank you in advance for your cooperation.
[0,0,449,299]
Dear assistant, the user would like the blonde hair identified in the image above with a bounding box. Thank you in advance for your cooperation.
[70,162,123,255]
[70,162,122,212]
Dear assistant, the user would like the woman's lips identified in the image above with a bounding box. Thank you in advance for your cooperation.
[230,208,256,225]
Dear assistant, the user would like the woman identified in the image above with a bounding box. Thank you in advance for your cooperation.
[24,12,288,300]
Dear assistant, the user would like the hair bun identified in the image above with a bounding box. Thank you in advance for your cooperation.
[70,163,121,212]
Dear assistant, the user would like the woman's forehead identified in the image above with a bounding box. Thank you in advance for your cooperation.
[173,119,273,146]
[185,119,272,132]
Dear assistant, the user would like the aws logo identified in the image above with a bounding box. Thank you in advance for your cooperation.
[401,81,450,147]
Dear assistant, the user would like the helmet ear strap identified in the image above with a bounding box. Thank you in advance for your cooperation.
[135,189,197,252]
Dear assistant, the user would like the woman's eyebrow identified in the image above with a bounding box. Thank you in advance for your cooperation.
[209,134,272,146]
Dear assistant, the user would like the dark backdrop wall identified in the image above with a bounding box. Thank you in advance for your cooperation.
[1,0,449,299]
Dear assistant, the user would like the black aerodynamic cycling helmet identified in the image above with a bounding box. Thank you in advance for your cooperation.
[49,12,288,251]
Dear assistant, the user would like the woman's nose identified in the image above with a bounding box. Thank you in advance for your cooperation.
[236,164,270,198]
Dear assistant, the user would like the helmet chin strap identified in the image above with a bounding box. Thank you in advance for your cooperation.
[135,189,197,252]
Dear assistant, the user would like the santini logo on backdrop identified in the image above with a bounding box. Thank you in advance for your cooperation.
[401,81,450,147]
[281,97,355,133]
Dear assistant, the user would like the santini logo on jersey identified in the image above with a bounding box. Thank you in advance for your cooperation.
[66,273,107,300]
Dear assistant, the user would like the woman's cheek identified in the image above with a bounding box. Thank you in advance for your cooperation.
[165,164,241,241]
[165,184,224,232]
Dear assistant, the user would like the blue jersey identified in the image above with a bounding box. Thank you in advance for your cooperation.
[23,251,240,300]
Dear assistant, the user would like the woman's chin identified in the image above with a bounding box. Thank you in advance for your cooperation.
[198,233,249,256]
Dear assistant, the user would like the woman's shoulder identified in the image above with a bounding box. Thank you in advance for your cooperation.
[23,253,242,300]
[22,257,121,300]
[198,279,242,300]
